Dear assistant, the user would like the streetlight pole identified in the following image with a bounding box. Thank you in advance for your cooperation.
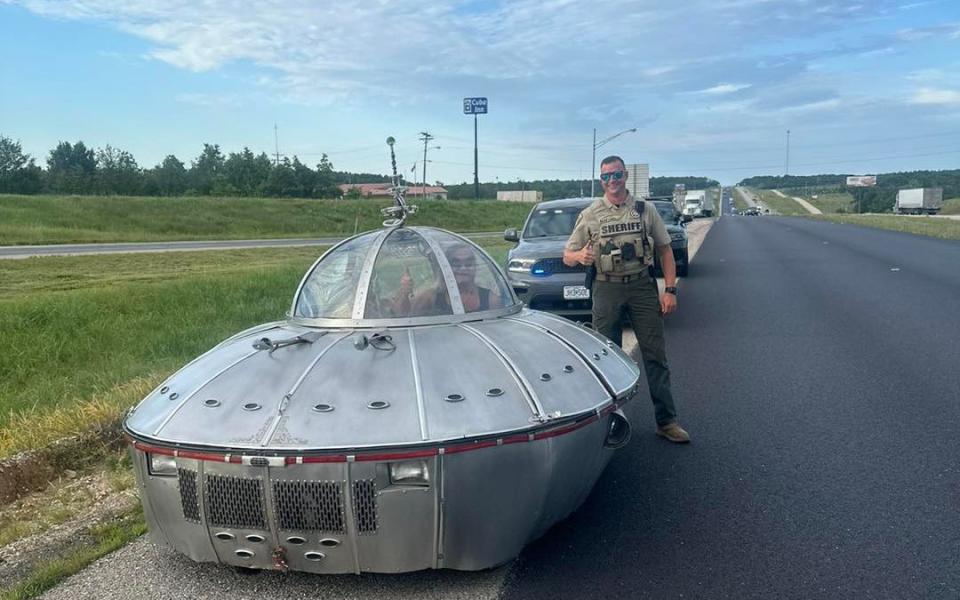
[590,127,637,199]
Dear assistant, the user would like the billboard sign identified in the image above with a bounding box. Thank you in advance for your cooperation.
[463,97,488,114]
[846,175,877,187]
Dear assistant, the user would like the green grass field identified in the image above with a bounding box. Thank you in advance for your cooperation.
[809,214,960,240]
[794,191,855,213]
[0,195,532,245]
[941,198,960,215]
[753,190,809,216]
[0,239,514,456]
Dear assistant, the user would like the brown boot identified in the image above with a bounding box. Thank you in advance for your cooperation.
[656,422,690,443]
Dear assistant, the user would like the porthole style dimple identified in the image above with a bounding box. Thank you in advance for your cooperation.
[204,398,221,408]
[444,393,465,403]
[313,403,334,413]
[540,373,552,382]
[563,365,574,373]
[486,388,504,397]
[242,402,261,411]
[168,392,179,400]
[368,400,390,410]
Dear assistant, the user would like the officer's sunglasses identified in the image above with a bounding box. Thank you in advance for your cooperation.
[599,170,625,182]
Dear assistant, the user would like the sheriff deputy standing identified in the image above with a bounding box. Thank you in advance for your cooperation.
[563,155,690,443]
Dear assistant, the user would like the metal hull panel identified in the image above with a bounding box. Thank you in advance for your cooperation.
[130,411,622,573]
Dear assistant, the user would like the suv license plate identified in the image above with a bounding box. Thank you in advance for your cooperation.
[563,285,590,300]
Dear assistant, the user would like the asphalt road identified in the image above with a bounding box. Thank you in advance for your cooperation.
[0,232,504,259]
[502,215,960,599]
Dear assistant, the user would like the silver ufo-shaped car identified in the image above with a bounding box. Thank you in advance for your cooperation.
[124,151,640,574]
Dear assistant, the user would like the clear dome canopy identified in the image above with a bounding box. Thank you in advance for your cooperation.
[293,227,517,324]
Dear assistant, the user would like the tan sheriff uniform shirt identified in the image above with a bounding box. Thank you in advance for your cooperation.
[565,194,671,277]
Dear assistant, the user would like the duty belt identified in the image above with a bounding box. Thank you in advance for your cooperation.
[594,272,648,283]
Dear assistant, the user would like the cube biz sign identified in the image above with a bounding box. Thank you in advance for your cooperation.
[463,97,488,114]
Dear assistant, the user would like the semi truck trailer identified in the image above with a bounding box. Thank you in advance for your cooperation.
[895,188,943,215]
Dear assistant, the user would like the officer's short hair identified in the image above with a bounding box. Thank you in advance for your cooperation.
[600,155,625,169]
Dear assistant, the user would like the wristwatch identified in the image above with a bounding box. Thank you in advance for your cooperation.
[664,286,678,296]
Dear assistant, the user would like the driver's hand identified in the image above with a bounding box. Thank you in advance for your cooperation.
[399,268,413,295]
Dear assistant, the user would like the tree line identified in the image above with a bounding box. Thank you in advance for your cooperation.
[0,134,720,201]
[739,171,960,213]
[0,135,364,198]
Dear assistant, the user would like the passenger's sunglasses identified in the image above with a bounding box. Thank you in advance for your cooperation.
[449,258,476,269]
[600,170,625,182]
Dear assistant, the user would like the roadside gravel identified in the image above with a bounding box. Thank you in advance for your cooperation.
[38,537,509,600]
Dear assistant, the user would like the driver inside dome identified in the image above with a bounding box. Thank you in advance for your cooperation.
[390,242,504,316]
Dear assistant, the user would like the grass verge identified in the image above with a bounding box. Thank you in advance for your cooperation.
[0,452,135,547]
[0,195,531,245]
[808,214,960,240]
[785,191,855,213]
[0,507,146,600]
[941,198,960,215]
[754,190,808,216]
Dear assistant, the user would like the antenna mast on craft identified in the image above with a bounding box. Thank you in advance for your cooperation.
[381,136,418,227]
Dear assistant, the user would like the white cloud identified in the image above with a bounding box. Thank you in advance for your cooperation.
[698,83,752,95]
[911,88,960,104]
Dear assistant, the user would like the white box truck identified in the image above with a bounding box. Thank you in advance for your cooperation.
[683,190,706,217]
[895,188,943,215]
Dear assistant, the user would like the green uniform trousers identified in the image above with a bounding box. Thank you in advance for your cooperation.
[592,276,678,427]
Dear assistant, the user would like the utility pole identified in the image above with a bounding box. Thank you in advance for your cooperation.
[473,116,479,200]
[785,129,790,176]
[418,131,434,199]
[274,123,280,166]
[591,128,597,199]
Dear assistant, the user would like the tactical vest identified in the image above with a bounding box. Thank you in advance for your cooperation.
[590,200,652,276]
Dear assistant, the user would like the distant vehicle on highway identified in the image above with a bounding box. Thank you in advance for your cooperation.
[895,188,943,215]
[649,200,691,277]
[744,207,761,216]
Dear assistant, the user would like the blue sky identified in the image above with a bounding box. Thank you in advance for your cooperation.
[1,0,958,185]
